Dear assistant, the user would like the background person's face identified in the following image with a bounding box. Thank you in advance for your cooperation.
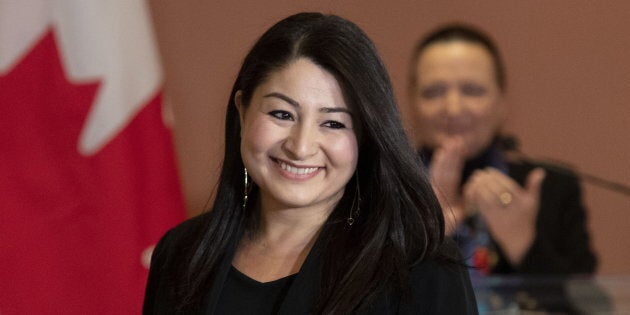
[237,58,359,213]
[412,41,504,158]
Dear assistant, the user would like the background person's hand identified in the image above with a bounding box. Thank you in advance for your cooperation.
[429,136,467,235]
[463,167,546,265]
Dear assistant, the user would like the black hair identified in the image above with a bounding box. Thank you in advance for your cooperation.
[176,12,447,313]
[409,23,506,92]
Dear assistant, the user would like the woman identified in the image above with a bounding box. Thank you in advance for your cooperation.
[144,13,477,314]
[408,24,597,275]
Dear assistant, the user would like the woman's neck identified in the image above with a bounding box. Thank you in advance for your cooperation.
[232,193,338,282]
[253,194,336,249]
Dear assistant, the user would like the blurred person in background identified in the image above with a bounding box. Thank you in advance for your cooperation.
[408,24,597,276]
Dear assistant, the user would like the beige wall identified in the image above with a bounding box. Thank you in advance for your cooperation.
[149,0,630,275]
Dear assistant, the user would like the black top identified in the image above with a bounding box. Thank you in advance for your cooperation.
[143,214,479,314]
[214,266,296,314]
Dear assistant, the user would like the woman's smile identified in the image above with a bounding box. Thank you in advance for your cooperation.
[272,157,323,180]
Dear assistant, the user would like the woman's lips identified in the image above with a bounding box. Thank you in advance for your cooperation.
[272,158,322,180]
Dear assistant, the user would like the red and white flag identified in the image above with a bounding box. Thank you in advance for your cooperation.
[0,1,185,313]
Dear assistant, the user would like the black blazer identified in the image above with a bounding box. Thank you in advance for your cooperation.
[491,161,597,274]
[144,214,478,314]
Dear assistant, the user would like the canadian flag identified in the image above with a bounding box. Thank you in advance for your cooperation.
[0,1,185,314]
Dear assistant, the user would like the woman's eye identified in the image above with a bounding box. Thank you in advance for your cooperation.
[268,110,293,121]
[460,83,487,96]
[322,120,346,129]
[419,85,446,99]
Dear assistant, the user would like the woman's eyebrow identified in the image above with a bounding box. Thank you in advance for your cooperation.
[319,107,353,117]
[263,92,300,108]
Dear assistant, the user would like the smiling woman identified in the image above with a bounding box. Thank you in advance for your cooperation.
[235,58,358,214]
[144,13,477,314]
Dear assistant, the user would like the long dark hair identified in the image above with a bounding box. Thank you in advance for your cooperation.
[409,23,506,93]
[177,12,446,313]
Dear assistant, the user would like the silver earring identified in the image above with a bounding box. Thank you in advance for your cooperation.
[348,172,361,226]
[243,167,250,210]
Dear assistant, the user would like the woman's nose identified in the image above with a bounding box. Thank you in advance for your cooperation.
[445,90,464,116]
[282,124,318,160]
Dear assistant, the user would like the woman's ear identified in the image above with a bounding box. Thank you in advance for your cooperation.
[234,90,245,135]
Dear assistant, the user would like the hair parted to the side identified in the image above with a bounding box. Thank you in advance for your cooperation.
[409,23,506,94]
[175,12,446,313]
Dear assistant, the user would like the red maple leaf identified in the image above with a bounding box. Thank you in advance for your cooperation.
[0,31,184,314]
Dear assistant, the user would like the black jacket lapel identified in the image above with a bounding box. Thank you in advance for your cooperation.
[277,236,323,315]
[202,247,236,315]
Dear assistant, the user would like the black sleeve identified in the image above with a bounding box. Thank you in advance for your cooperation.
[515,168,597,274]
[399,241,478,314]
[143,228,174,314]
[143,213,214,314]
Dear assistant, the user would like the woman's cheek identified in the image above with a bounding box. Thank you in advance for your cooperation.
[325,133,359,167]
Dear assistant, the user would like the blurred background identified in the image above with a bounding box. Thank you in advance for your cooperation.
[148,0,630,275]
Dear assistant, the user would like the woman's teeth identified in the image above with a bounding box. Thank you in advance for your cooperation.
[278,161,319,175]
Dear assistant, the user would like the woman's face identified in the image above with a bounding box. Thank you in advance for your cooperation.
[237,58,358,214]
[411,41,505,158]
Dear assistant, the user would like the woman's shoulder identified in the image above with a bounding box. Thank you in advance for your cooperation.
[144,212,213,313]
[402,240,478,314]
[410,239,467,283]
[152,212,212,260]
[167,212,211,237]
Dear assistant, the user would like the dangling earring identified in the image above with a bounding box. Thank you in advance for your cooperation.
[348,171,361,226]
[243,167,250,210]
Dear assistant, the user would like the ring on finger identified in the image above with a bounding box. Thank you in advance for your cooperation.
[499,191,513,207]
